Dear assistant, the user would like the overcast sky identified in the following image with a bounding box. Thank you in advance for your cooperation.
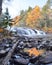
[2,0,48,18]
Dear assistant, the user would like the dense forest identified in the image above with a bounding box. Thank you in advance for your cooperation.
[11,0,52,33]
[0,0,52,33]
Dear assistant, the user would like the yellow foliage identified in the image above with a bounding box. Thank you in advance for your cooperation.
[26,6,41,28]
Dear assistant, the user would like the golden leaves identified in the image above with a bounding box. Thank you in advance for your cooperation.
[26,6,41,27]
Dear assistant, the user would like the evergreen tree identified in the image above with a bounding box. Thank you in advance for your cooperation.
[27,6,32,12]
[47,0,52,8]
[0,8,11,28]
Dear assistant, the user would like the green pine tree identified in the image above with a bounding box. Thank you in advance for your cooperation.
[0,8,12,28]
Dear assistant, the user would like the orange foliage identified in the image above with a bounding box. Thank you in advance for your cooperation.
[27,48,39,56]
[43,27,52,33]
[11,16,20,26]
[0,28,4,32]
[26,48,45,56]
[48,28,52,33]
[26,6,41,27]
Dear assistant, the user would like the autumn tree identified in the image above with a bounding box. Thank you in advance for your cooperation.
[11,16,20,26]
[26,6,41,28]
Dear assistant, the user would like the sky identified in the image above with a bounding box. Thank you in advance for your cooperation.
[2,0,48,18]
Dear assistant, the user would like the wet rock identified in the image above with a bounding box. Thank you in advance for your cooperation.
[0,48,10,58]
[39,51,52,64]
[28,63,34,65]
[0,50,6,54]
[13,56,29,65]
[29,56,39,64]
[0,50,7,58]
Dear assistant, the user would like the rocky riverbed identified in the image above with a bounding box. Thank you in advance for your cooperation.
[0,34,52,65]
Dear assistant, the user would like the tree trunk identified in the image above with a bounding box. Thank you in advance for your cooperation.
[0,0,2,15]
